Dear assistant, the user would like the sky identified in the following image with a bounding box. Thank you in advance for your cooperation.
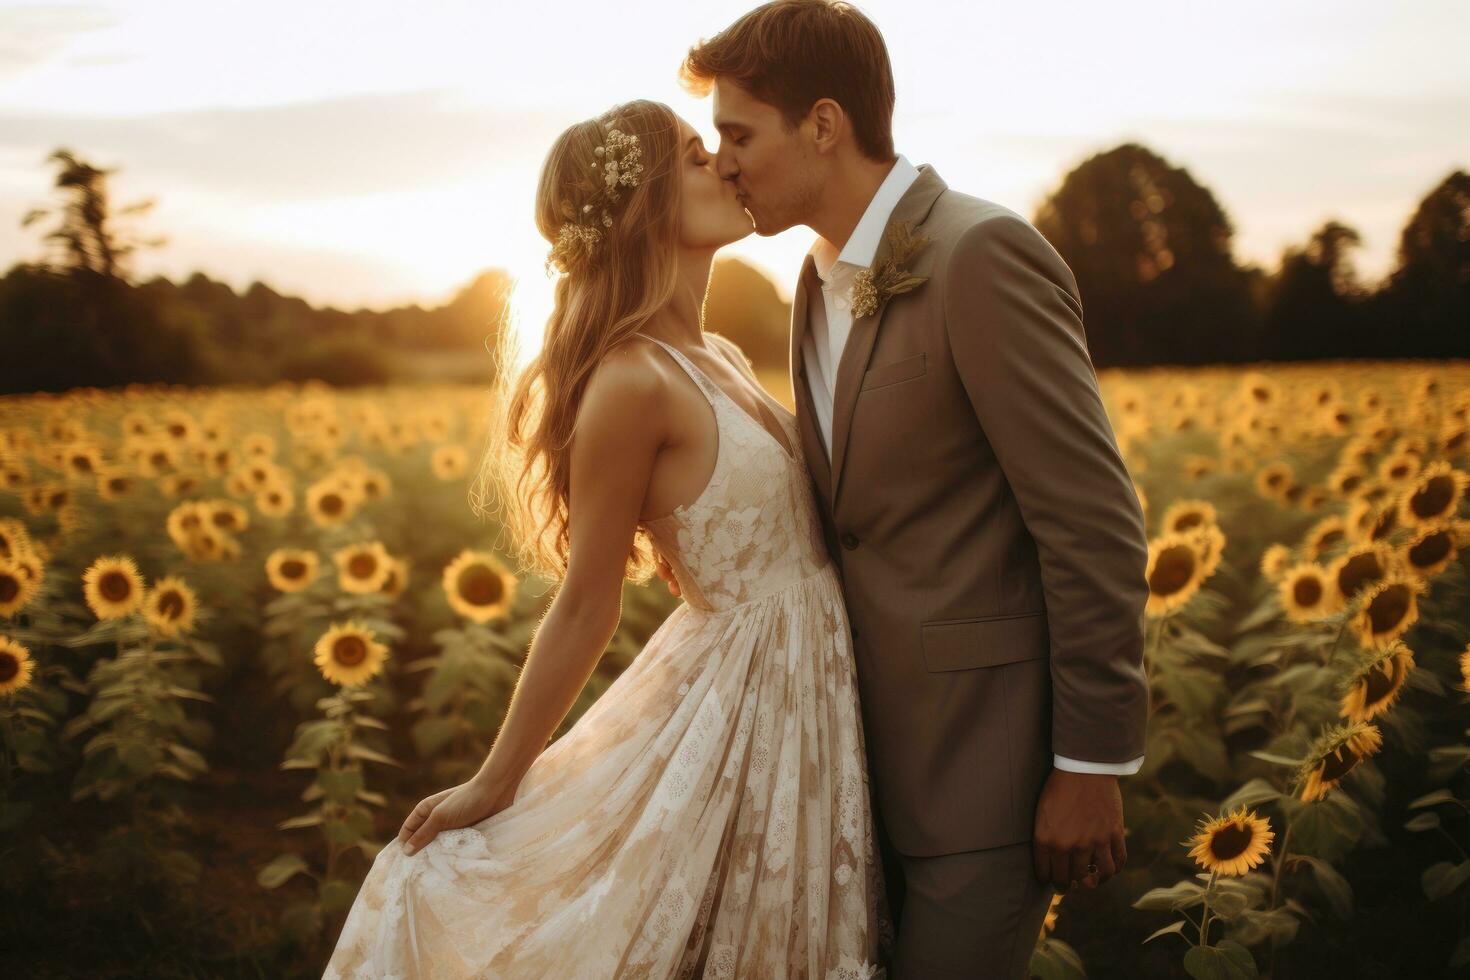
[1,0,1466,352]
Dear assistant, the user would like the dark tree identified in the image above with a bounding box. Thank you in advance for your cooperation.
[1261,220,1371,360]
[1032,142,1262,367]
[1374,170,1470,358]
[19,148,166,281]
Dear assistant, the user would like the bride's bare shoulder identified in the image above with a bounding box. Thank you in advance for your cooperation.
[576,336,671,436]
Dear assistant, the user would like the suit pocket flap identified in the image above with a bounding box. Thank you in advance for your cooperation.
[860,352,926,390]
[920,611,1048,672]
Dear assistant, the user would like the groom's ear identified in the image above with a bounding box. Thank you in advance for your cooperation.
[808,98,845,153]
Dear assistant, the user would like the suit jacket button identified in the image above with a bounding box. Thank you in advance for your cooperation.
[841,533,859,550]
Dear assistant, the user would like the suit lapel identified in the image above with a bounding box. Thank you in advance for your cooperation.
[789,253,834,506]
[827,163,947,507]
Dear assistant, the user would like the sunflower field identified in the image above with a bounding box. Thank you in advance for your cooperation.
[1,362,1467,978]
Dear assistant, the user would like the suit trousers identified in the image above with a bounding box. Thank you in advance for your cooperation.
[875,803,1057,980]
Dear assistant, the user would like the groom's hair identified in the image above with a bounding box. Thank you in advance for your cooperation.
[679,0,895,163]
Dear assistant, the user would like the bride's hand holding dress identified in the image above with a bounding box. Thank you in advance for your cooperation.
[397,776,521,856]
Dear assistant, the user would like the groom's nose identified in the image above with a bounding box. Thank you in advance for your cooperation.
[715,146,739,181]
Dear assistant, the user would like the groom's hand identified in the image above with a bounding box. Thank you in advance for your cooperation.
[1033,769,1127,891]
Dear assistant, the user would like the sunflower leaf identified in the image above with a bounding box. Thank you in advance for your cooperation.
[1408,788,1460,810]
[1183,939,1258,979]
[257,853,311,889]
[1142,919,1189,944]
[1220,778,1282,811]
[346,743,404,768]
[1132,880,1206,912]
[1293,855,1353,919]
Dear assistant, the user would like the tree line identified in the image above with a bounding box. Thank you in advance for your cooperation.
[1,143,1464,395]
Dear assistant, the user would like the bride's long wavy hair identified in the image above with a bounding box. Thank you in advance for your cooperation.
[472,100,686,585]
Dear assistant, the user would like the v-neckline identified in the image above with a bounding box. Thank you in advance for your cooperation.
[637,333,800,463]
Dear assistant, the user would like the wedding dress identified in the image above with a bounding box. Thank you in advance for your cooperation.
[323,332,892,979]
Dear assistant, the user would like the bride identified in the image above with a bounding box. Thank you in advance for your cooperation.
[323,99,892,978]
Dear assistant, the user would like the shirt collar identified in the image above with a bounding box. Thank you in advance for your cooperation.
[809,153,921,282]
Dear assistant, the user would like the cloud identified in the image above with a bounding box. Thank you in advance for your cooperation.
[0,3,119,78]
[0,89,570,201]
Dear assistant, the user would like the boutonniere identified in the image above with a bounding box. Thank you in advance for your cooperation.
[850,219,931,319]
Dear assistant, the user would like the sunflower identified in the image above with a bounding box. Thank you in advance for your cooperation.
[82,554,146,620]
[1301,486,1332,511]
[1259,543,1294,582]
[1439,423,1468,458]
[1238,372,1282,410]
[442,549,518,623]
[1297,721,1383,802]
[1338,640,1414,723]
[1039,892,1063,938]
[358,468,392,501]
[1187,523,1227,580]
[1327,541,1397,608]
[141,574,199,638]
[1401,520,1459,579]
[0,635,36,697]
[1375,450,1421,487]
[206,500,250,535]
[1350,573,1424,650]
[1397,460,1468,529]
[1302,515,1348,560]
[1183,805,1275,876]
[431,444,469,480]
[1326,462,1369,498]
[1255,462,1295,501]
[1160,499,1217,536]
[0,518,32,559]
[266,548,319,593]
[160,472,203,498]
[1144,532,1207,618]
[0,554,37,618]
[306,478,360,529]
[255,481,295,518]
[1278,562,1336,624]
[61,442,104,478]
[136,440,181,478]
[380,556,410,599]
[95,467,135,500]
[313,620,389,687]
[241,432,278,459]
[333,541,393,594]
[159,408,199,443]
[1182,455,1216,481]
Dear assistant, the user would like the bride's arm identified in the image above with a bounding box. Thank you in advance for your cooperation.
[472,349,668,793]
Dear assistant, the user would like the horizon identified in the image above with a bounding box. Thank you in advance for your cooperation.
[1,0,1465,329]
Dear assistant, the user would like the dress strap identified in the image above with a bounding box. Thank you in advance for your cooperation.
[631,332,721,411]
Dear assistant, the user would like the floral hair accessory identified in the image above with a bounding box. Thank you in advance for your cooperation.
[545,126,645,275]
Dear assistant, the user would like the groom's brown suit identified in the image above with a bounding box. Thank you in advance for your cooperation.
[789,164,1151,977]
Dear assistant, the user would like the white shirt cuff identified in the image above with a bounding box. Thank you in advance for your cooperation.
[1053,753,1144,775]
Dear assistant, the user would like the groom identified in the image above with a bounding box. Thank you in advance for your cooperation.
[665,2,1152,977]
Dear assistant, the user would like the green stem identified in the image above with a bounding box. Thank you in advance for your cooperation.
[0,706,16,805]
[1198,869,1219,946]
[1265,821,1295,980]
[1145,613,1167,683]
[1324,617,1350,667]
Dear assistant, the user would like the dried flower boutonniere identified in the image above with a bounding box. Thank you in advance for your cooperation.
[850,219,931,319]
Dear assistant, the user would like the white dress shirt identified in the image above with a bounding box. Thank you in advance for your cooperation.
[801,153,1143,778]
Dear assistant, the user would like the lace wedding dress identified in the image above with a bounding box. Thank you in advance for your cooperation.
[323,332,892,979]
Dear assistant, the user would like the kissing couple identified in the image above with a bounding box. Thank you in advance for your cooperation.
[324,1,1150,977]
